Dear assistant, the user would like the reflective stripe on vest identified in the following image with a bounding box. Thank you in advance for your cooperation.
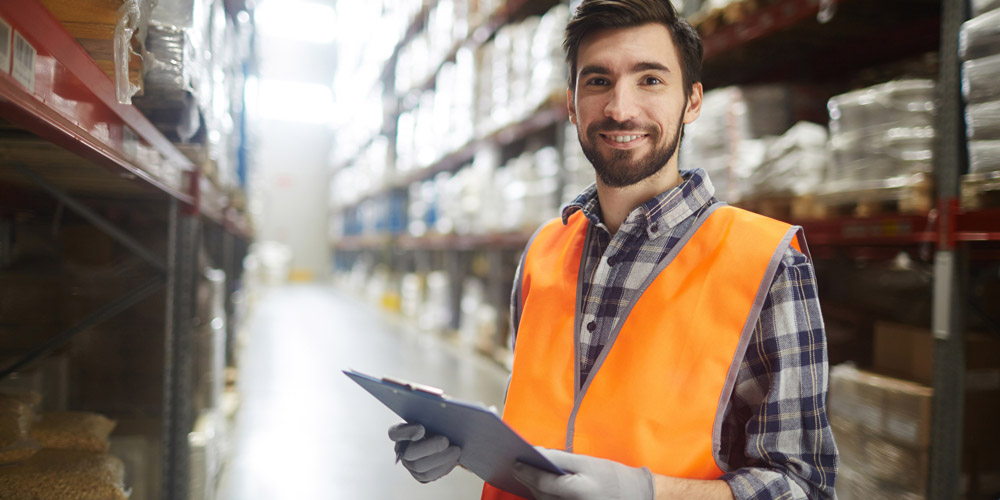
[482,204,803,500]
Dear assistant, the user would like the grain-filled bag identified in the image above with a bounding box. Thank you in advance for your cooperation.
[0,449,128,500]
[30,411,116,453]
[0,392,41,464]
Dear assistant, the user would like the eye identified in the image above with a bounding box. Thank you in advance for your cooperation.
[586,77,610,86]
[643,76,663,85]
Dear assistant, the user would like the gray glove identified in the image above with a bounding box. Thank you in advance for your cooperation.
[388,422,461,483]
[512,447,654,500]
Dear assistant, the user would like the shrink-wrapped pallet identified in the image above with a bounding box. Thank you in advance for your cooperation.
[681,85,797,202]
[40,0,152,103]
[825,80,935,191]
[749,121,828,197]
[960,8,1000,61]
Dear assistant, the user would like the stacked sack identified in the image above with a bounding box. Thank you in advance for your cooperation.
[0,392,126,500]
[961,5,1000,173]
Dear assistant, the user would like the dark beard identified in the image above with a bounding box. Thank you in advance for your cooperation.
[580,111,685,188]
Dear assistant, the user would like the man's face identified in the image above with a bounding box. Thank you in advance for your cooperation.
[569,23,702,188]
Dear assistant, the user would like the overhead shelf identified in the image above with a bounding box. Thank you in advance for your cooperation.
[0,1,195,204]
[699,0,942,89]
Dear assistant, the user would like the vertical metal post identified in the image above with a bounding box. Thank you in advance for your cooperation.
[929,0,969,498]
[163,199,200,500]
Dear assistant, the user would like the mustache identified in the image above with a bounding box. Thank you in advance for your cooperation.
[587,119,656,135]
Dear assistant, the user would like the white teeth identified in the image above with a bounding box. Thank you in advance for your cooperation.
[612,135,639,143]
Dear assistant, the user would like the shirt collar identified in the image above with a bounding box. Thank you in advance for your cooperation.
[561,168,716,238]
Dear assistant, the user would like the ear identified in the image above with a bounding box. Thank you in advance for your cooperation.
[683,82,703,125]
[567,88,577,125]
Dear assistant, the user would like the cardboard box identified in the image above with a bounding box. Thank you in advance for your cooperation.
[873,321,1000,386]
[829,365,933,448]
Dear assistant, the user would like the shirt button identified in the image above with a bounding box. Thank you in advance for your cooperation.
[608,256,617,266]
[650,223,660,233]
[587,321,597,332]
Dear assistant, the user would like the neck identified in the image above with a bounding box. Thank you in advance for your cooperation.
[596,162,682,235]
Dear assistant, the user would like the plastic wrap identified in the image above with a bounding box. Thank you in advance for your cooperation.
[972,0,1000,16]
[681,85,798,202]
[826,80,935,191]
[963,53,1000,104]
[960,8,1000,61]
[966,99,1000,140]
[969,140,1000,173]
[114,0,152,104]
[749,121,828,197]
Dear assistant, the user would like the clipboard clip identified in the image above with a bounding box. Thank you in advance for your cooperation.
[381,376,446,397]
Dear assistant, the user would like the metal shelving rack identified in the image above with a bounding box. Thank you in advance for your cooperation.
[331,1,994,495]
[708,0,993,497]
[0,2,251,500]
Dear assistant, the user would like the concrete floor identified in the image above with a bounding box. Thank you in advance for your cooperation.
[216,284,509,500]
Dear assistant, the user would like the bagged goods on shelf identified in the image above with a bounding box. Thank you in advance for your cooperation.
[963,53,1000,104]
[0,393,40,464]
[748,121,828,198]
[966,99,1000,140]
[825,80,935,191]
[531,5,571,111]
[969,140,1000,173]
[959,8,1000,61]
[0,449,128,500]
[30,412,116,453]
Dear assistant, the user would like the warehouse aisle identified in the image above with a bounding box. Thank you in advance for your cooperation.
[217,284,509,500]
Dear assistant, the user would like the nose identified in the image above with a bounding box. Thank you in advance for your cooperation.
[604,82,639,123]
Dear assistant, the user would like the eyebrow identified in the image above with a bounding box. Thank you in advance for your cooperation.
[579,61,672,78]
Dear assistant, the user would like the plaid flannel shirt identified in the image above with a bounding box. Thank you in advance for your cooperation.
[511,169,838,499]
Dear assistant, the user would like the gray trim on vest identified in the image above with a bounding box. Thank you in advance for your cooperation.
[566,225,594,452]
[564,202,725,452]
[710,225,803,472]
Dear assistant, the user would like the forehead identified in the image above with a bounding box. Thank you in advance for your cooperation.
[576,23,680,73]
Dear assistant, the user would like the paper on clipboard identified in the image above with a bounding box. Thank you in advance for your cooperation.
[344,369,564,499]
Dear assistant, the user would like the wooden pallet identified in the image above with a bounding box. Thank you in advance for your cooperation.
[811,176,934,218]
[739,193,818,221]
[961,171,1000,210]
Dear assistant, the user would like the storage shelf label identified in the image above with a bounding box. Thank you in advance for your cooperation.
[0,17,10,74]
[11,30,35,93]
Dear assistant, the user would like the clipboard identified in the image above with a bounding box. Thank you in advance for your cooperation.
[344,369,565,499]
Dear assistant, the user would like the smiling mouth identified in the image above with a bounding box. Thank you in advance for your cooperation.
[600,133,648,147]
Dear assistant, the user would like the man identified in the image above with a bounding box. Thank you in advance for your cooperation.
[389,1,839,499]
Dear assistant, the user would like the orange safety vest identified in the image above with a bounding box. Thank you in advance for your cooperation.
[482,204,804,500]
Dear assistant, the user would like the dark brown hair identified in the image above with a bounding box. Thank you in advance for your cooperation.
[564,0,703,98]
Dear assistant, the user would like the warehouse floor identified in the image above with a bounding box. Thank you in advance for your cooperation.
[216,284,509,500]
